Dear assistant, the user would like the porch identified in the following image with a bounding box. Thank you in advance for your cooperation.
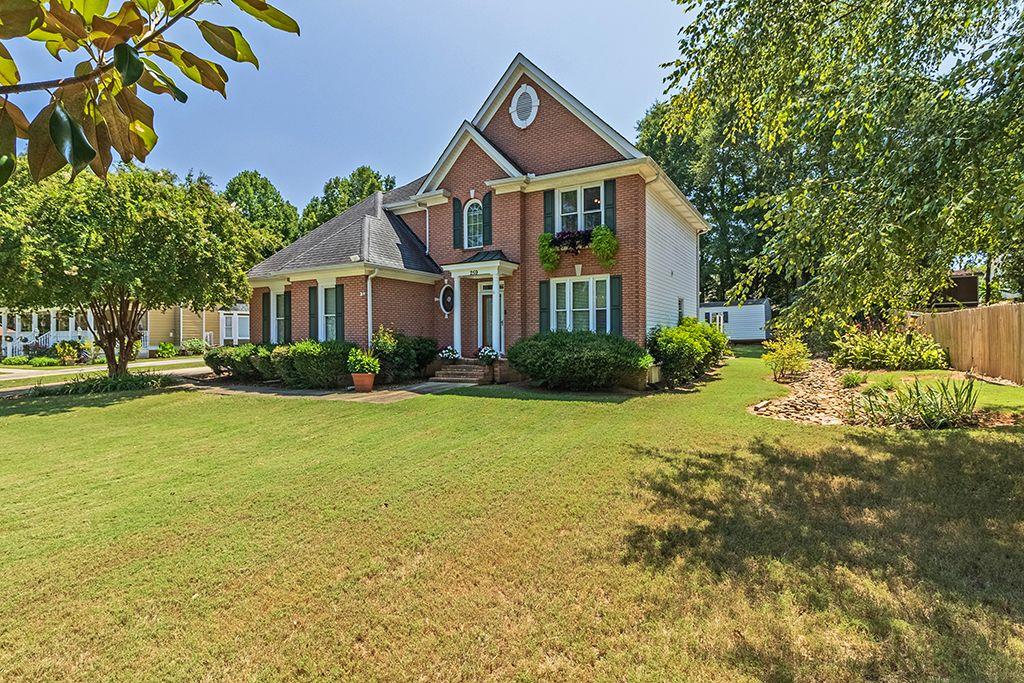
[443,251,519,357]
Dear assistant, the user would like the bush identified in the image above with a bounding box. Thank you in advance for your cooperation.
[156,341,178,359]
[679,318,729,366]
[348,347,381,374]
[181,338,210,356]
[2,355,29,366]
[849,378,978,429]
[840,371,868,389]
[507,331,653,391]
[590,225,619,269]
[477,346,499,365]
[251,344,276,381]
[203,346,230,374]
[763,335,810,381]
[647,325,710,387]
[407,335,439,370]
[832,328,948,370]
[53,340,84,365]
[282,339,354,388]
[371,326,437,383]
[28,356,60,367]
[223,343,261,380]
[32,372,177,397]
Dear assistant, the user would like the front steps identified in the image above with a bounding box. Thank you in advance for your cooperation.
[428,360,491,385]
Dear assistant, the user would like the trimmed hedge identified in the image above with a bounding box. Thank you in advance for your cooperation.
[372,326,438,383]
[647,319,729,387]
[205,339,373,389]
[507,331,653,391]
[831,328,948,370]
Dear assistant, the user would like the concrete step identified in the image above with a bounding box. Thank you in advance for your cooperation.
[427,376,484,384]
[434,367,488,377]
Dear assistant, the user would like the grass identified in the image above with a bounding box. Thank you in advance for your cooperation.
[0,357,206,372]
[863,368,1024,412]
[0,360,207,390]
[0,354,1022,680]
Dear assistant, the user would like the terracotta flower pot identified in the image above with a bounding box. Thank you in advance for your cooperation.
[352,372,376,393]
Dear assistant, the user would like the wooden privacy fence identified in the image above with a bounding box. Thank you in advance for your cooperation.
[917,303,1024,384]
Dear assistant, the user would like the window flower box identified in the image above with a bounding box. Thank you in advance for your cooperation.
[551,229,594,253]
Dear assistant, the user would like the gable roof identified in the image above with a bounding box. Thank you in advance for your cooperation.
[248,191,441,280]
[472,54,643,161]
[417,121,522,194]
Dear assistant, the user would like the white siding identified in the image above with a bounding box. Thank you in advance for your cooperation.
[699,302,771,341]
[645,188,700,332]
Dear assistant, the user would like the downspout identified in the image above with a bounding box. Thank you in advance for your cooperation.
[366,268,379,347]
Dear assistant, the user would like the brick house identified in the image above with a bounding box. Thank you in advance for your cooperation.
[248,54,707,357]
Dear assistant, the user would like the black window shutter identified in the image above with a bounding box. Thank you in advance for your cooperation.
[283,291,292,343]
[603,179,616,232]
[610,275,623,336]
[482,191,493,245]
[452,197,463,249]
[543,189,555,234]
[539,280,550,333]
[705,312,711,323]
[723,312,729,323]
[261,292,270,343]
[308,286,318,341]
[336,284,345,342]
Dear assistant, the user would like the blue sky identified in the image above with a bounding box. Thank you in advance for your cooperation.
[7,0,691,207]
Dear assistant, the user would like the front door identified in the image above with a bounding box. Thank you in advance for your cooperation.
[479,284,505,352]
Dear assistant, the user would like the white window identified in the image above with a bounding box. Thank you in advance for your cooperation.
[556,184,603,232]
[509,83,539,129]
[464,200,484,249]
[550,276,610,333]
[224,315,234,341]
[678,297,685,324]
[324,287,338,340]
[275,293,285,342]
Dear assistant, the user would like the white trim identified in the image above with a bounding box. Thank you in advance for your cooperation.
[556,182,604,232]
[250,263,442,289]
[548,275,611,334]
[463,199,484,249]
[508,83,539,129]
[417,121,522,195]
[471,54,643,160]
[383,188,450,213]
[442,259,519,279]
[476,281,506,353]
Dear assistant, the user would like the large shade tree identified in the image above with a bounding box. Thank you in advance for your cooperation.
[0,0,299,187]
[223,169,299,256]
[299,165,396,235]
[662,0,1024,336]
[0,164,259,376]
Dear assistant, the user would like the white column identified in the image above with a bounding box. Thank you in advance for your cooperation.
[452,275,462,356]
[1,310,6,356]
[49,310,56,337]
[491,271,501,354]
[31,312,38,336]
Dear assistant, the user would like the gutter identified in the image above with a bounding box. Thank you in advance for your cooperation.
[366,268,379,347]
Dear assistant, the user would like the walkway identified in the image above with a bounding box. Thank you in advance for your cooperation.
[0,357,205,382]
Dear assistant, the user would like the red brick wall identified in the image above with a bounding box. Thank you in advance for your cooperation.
[250,287,268,344]
[372,278,437,339]
[290,279,315,341]
[481,75,625,175]
[338,275,368,347]
[402,210,428,248]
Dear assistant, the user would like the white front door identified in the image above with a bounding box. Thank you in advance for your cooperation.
[478,283,505,353]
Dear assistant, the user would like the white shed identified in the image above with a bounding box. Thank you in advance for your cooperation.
[699,299,772,342]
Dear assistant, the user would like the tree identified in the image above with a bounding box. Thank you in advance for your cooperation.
[0,164,258,376]
[662,0,1024,337]
[636,101,797,304]
[299,165,396,235]
[223,170,299,256]
[0,0,299,187]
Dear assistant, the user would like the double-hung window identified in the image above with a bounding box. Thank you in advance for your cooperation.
[324,287,337,340]
[275,293,285,342]
[557,184,603,232]
[464,200,484,249]
[550,276,610,333]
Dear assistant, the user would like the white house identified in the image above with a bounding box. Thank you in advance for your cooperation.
[700,299,772,342]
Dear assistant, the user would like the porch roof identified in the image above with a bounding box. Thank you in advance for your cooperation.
[454,250,517,265]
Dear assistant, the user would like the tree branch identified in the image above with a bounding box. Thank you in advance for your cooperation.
[0,0,203,96]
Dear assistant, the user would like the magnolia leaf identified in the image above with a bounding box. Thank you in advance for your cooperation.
[229,0,299,34]
[27,102,67,181]
[146,40,227,96]
[0,108,16,186]
[49,103,97,179]
[0,41,18,85]
[0,0,45,39]
[90,1,145,51]
[69,0,112,24]
[1,99,29,137]
[134,0,160,15]
[139,57,188,102]
[114,42,143,86]
[97,92,133,162]
[46,3,89,40]
[197,20,258,67]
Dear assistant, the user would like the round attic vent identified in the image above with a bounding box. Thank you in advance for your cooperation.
[509,84,539,129]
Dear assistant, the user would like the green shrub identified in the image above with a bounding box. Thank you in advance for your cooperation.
[251,345,276,381]
[223,343,261,380]
[647,325,711,387]
[538,232,560,272]
[2,355,29,366]
[270,344,298,385]
[156,341,178,359]
[347,347,381,374]
[840,371,868,389]
[678,317,729,368]
[181,338,210,356]
[283,339,354,388]
[832,328,948,370]
[53,340,83,365]
[32,372,176,397]
[590,225,619,269]
[507,331,653,391]
[203,346,230,375]
[406,335,439,371]
[28,356,60,367]
[370,327,437,383]
[763,335,810,381]
[849,378,978,429]
[878,377,898,392]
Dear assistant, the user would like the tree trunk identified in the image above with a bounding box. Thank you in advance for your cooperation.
[82,298,146,378]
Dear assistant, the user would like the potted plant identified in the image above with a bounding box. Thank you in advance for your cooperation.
[438,345,460,362]
[477,346,499,365]
[347,347,381,392]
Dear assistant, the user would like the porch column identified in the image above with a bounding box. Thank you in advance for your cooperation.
[491,271,501,354]
[268,292,278,343]
[452,275,462,356]
[1,310,6,356]
[49,310,56,336]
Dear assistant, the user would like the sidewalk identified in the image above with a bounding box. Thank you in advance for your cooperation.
[0,365,212,398]
[0,357,204,382]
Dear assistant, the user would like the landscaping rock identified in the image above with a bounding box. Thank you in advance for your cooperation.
[751,360,860,426]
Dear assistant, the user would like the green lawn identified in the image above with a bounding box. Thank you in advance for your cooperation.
[1,355,1022,680]
[0,359,208,390]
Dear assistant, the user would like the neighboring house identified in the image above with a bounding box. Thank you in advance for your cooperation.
[0,305,249,358]
[933,270,981,310]
[700,299,772,342]
[248,54,708,356]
